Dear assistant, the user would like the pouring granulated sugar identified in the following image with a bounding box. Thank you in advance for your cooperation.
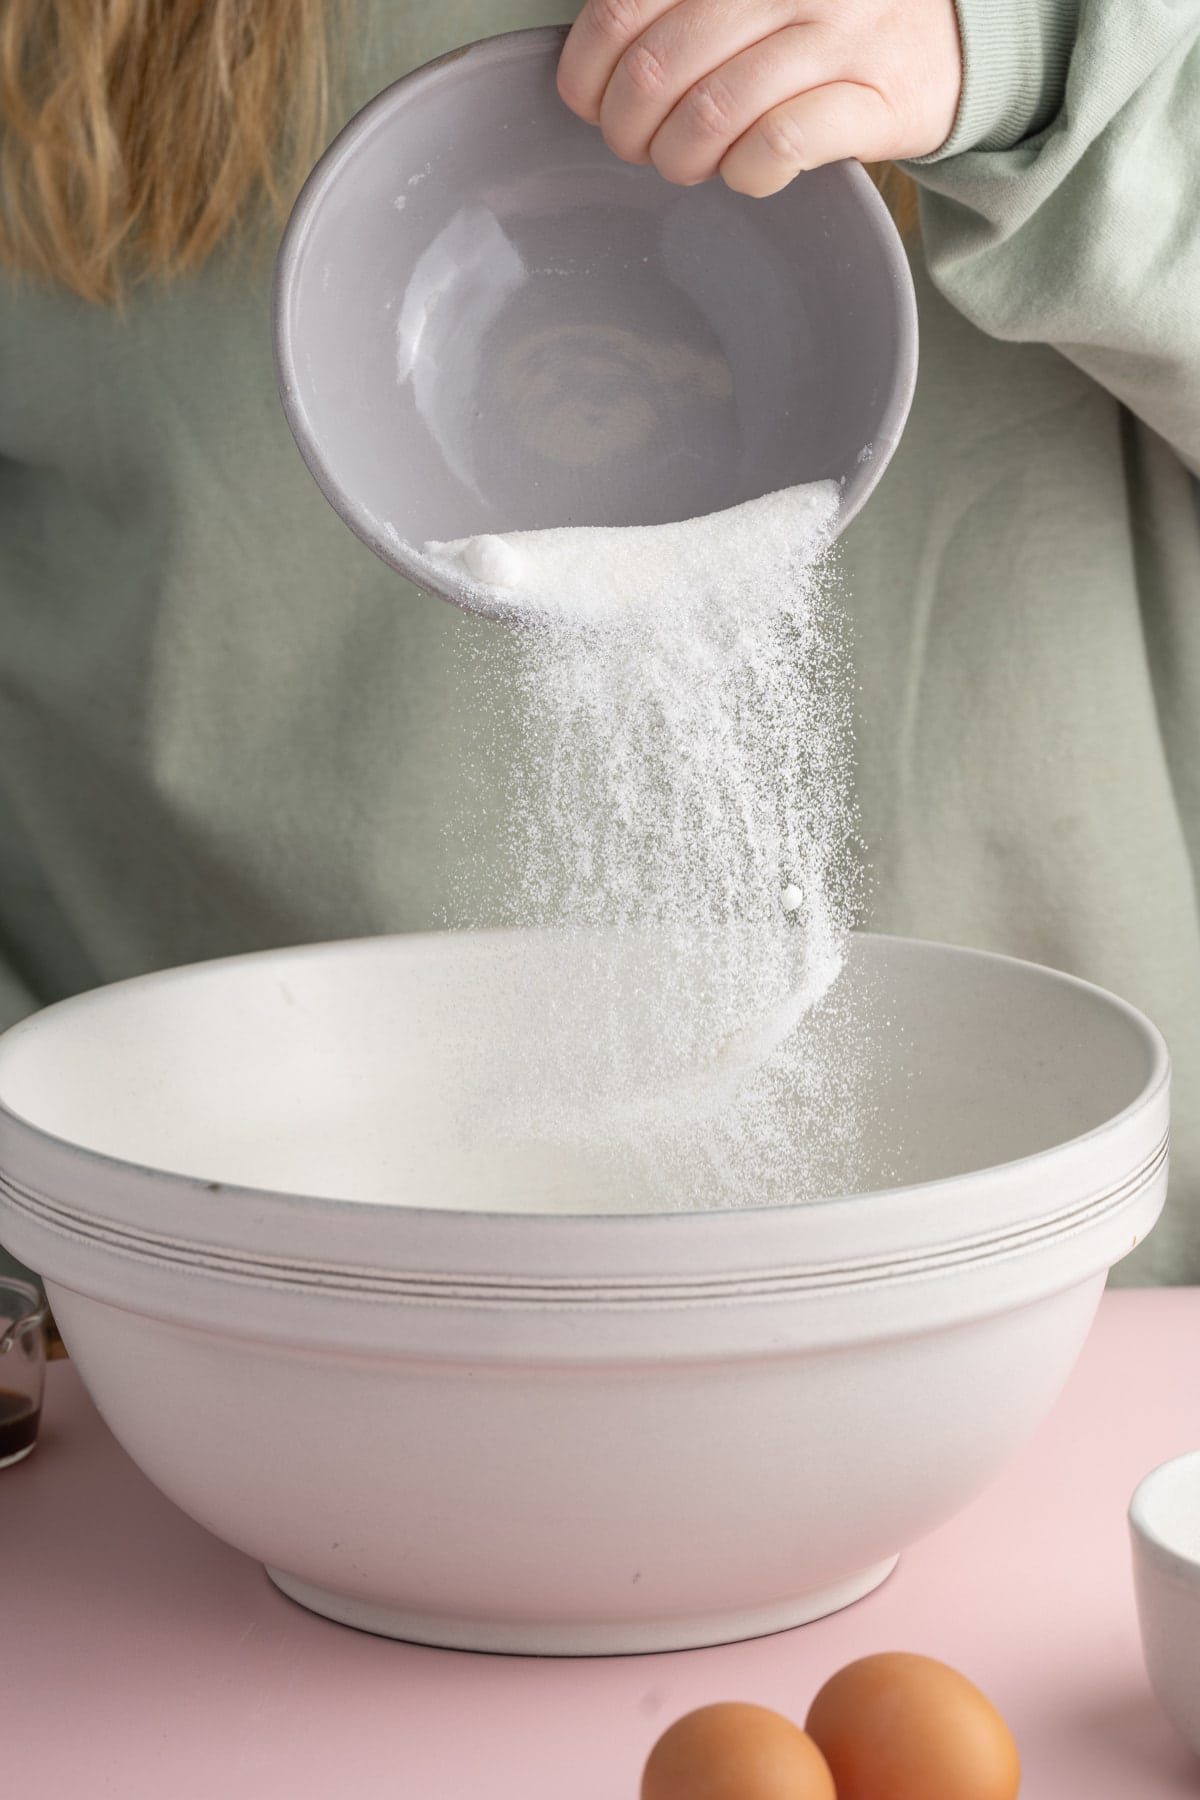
[424,481,840,622]
[442,477,866,1208]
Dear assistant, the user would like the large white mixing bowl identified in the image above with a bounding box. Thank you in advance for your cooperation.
[0,933,1168,1653]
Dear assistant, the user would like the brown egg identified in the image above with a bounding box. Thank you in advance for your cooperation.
[642,1702,836,1800]
[805,1651,1022,1800]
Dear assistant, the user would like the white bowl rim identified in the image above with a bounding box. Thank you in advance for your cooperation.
[0,930,1170,1229]
[1130,1448,1200,1579]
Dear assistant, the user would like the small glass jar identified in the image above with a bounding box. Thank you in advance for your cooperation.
[0,1278,47,1469]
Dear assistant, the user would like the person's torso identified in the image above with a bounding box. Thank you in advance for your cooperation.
[1,0,1197,1280]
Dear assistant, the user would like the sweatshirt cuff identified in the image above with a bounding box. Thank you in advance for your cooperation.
[910,0,1080,162]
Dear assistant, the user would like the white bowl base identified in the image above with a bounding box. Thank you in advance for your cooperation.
[264,1555,900,1655]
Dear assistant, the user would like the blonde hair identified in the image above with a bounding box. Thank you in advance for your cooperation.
[0,0,331,304]
[869,162,920,237]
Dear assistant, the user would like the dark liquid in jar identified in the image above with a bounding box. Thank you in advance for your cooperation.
[0,1388,39,1461]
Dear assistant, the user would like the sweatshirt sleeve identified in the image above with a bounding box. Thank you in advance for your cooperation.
[903,0,1200,476]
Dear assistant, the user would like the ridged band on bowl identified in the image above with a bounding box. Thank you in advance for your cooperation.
[0,1131,1167,1306]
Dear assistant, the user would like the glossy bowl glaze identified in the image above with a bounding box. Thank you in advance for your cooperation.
[0,933,1168,1653]
[273,27,918,612]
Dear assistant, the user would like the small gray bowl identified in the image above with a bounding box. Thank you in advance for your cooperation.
[273,26,918,612]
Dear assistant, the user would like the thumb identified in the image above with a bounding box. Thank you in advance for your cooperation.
[720,82,900,198]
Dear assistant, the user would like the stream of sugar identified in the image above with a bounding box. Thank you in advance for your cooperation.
[431,483,867,1209]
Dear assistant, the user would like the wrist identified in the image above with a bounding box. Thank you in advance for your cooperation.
[910,0,1080,162]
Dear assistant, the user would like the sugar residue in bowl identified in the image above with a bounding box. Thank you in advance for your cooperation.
[436,480,868,1210]
[425,482,840,623]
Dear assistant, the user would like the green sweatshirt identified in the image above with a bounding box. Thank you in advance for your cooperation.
[0,1,1197,1284]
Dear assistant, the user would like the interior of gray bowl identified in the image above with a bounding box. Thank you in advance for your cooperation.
[274,26,918,588]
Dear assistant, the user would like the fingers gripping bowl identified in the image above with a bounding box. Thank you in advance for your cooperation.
[0,932,1168,1654]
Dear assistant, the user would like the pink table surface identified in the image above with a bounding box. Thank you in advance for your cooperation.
[3,1289,1199,1798]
